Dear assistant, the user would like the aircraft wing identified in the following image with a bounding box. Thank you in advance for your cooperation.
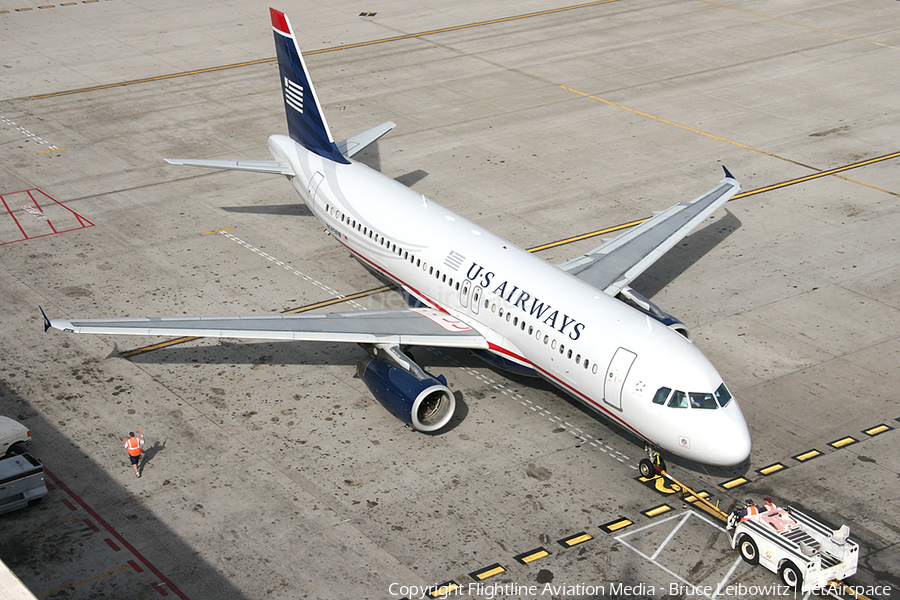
[43,308,488,349]
[558,169,741,296]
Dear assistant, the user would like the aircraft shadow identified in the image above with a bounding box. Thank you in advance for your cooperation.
[628,209,742,299]
[124,340,365,367]
[221,203,312,216]
[394,169,428,188]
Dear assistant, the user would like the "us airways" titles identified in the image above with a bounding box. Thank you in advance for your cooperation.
[466,263,586,340]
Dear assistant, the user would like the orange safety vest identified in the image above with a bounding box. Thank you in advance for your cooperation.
[741,505,759,521]
[125,437,142,457]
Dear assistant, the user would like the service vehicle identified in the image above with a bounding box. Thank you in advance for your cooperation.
[0,452,48,515]
[728,503,859,592]
[0,416,31,456]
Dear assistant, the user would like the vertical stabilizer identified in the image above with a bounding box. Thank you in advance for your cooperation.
[270,8,349,164]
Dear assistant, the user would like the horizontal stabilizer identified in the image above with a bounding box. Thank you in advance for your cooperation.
[164,158,294,175]
[337,121,396,159]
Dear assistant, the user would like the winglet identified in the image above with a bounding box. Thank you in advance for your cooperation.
[722,166,736,180]
[40,306,51,332]
[270,8,349,165]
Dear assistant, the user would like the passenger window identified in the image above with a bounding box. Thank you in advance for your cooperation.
[652,387,671,405]
[690,392,718,410]
[714,383,733,407]
[592,364,598,375]
[575,353,581,363]
[668,391,687,408]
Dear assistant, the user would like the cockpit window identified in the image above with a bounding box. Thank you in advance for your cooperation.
[715,383,732,408]
[652,387,671,405]
[689,392,718,410]
[667,390,687,408]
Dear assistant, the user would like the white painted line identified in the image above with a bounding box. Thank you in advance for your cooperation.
[650,511,691,560]
[219,231,365,310]
[711,555,744,599]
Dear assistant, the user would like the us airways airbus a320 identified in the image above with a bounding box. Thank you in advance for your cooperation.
[44,8,751,468]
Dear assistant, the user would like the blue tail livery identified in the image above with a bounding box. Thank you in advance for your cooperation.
[270,8,349,164]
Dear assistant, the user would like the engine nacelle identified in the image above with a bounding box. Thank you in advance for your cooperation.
[616,286,692,341]
[357,355,456,432]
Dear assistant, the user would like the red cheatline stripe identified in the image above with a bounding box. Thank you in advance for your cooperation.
[44,468,190,600]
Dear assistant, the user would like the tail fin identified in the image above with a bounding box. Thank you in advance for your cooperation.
[270,8,349,165]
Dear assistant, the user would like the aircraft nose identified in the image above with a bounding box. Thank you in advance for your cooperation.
[713,400,751,466]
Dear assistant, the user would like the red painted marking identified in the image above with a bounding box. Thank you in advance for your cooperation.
[43,468,190,599]
[83,518,100,532]
[270,8,290,35]
[0,192,27,239]
[61,498,77,511]
[0,188,94,245]
[152,582,170,596]
[104,538,121,551]
[128,560,143,573]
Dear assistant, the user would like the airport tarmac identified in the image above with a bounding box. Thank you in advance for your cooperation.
[1,0,899,598]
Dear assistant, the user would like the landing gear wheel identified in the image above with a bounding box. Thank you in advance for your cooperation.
[779,561,802,591]
[639,459,655,478]
[738,534,759,565]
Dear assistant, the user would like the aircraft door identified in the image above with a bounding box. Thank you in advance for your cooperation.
[471,286,482,314]
[603,348,637,411]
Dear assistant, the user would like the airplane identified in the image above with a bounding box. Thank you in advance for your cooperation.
[44,8,751,469]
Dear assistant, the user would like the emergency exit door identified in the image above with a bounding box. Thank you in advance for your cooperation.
[603,348,637,411]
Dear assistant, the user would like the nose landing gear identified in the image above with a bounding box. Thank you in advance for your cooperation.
[639,446,667,478]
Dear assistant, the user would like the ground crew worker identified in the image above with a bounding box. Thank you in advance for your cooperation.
[740,499,759,521]
[763,497,777,512]
[124,431,144,477]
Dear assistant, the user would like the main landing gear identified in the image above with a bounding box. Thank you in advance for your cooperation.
[639,446,667,478]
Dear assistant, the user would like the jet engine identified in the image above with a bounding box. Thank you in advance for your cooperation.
[616,286,692,341]
[357,345,456,432]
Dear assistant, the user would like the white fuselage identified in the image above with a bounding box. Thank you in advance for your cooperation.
[270,134,751,466]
